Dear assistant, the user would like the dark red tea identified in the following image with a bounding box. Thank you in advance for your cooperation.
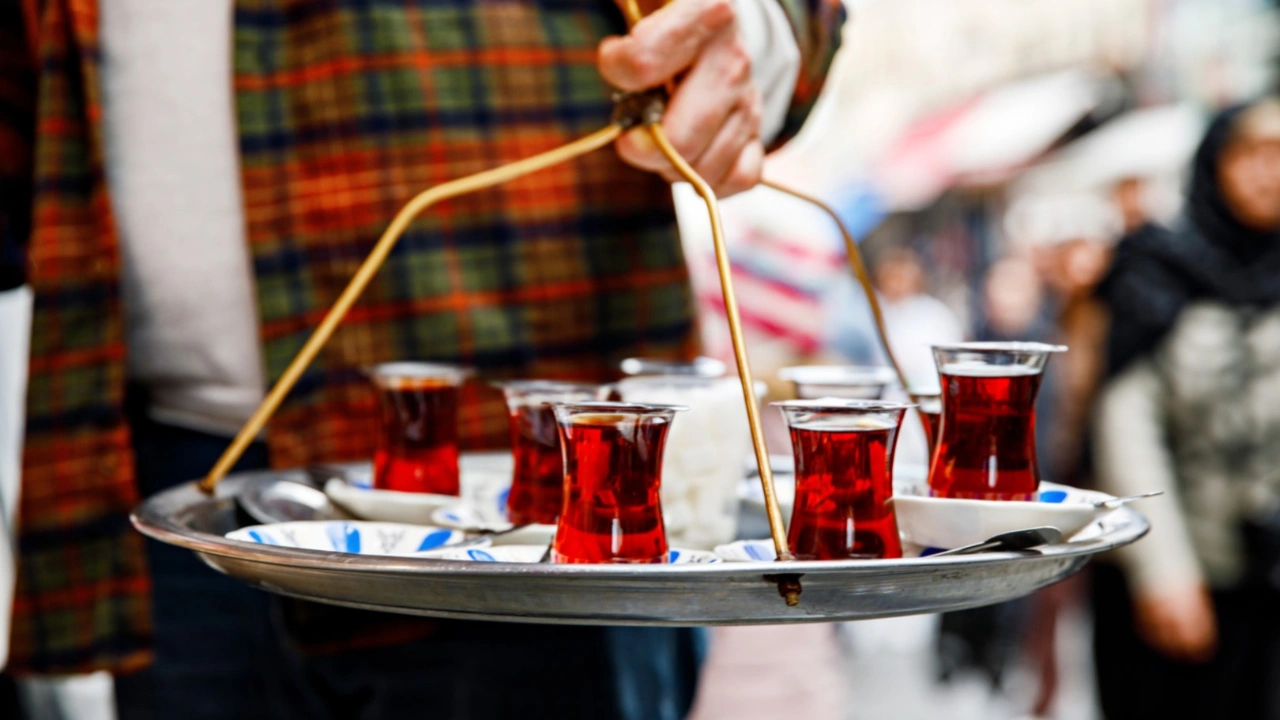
[928,368,1041,501]
[912,394,942,453]
[553,412,671,564]
[787,423,902,560]
[373,377,460,495]
[506,404,563,525]
[920,409,941,451]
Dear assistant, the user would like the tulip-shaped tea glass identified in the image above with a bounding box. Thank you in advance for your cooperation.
[778,366,897,400]
[613,375,759,549]
[928,342,1066,501]
[494,381,603,525]
[552,402,686,564]
[774,398,912,560]
[908,387,943,454]
[620,356,727,378]
[370,362,471,495]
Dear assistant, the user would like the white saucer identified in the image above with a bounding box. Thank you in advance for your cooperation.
[890,481,1116,550]
[423,544,720,564]
[430,504,557,547]
[323,452,512,525]
[714,539,779,562]
[431,498,511,532]
[714,538,928,561]
[226,520,470,556]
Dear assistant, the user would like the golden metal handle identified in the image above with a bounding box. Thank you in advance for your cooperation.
[758,181,909,391]
[615,0,794,575]
[201,0,811,603]
[760,180,933,440]
[198,126,622,493]
[647,129,794,566]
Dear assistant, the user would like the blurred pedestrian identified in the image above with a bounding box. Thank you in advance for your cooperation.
[871,245,964,390]
[1092,97,1280,719]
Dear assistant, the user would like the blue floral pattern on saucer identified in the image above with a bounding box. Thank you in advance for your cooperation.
[227,521,467,557]
[423,545,720,564]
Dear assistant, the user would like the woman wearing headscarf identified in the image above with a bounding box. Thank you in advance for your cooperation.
[1091,97,1280,719]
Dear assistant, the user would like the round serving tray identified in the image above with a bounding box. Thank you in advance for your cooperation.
[132,469,1148,626]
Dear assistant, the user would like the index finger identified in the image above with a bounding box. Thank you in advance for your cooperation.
[598,0,737,91]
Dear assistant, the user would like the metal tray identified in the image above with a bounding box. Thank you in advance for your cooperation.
[132,469,1147,626]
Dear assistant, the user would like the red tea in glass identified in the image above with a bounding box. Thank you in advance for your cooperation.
[551,402,684,564]
[927,343,1065,501]
[370,363,470,495]
[910,390,943,453]
[495,381,601,525]
[775,399,910,560]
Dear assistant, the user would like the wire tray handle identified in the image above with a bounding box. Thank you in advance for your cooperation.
[198,2,909,608]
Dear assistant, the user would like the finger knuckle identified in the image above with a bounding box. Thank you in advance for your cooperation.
[724,44,752,84]
[745,90,763,127]
[616,135,654,167]
[625,50,660,87]
[703,0,737,28]
[671,131,700,160]
[734,153,763,187]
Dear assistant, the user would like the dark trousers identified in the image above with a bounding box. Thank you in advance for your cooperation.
[116,405,698,720]
[1092,563,1280,720]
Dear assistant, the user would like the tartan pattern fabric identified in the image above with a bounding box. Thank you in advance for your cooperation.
[775,0,844,146]
[13,0,843,673]
[11,0,152,674]
[773,0,845,147]
[236,0,699,468]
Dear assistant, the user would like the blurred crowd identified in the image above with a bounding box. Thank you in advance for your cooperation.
[684,96,1280,720]
[680,24,1279,720]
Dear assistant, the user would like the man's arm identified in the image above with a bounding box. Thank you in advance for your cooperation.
[732,0,799,146]
[760,0,843,148]
[598,0,844,197]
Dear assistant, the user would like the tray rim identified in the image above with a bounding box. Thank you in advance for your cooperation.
[132,470,1149,580]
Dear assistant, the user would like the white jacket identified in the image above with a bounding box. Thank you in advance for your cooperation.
[1094,301,1280,593]
[0,285,32,670]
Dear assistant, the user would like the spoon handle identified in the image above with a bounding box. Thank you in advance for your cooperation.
[932,539,1001,557]
[1096,490,1164,508]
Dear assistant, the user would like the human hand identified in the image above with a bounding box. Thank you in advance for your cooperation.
[598,0,764,197]
[1133,584,1218,662]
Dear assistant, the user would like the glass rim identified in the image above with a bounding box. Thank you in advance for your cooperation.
[490,379,602,394]
[619,356,726,378]
[611,375,717,387]
[551,401,690,415]
[366,362,473,384]
[777,365,898,384]
[930,341,1067,354]
[770,398,915,413]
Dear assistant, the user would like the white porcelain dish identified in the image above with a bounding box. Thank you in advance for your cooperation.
[226,521,469,556]
[423,544,720,564]
[714,539,780,562]
[738,464,928,516]
[431,498,510,532]
[714,539,928,562]
[890,482,1117,550]
[431,504,557,546]
[323,452,512,524]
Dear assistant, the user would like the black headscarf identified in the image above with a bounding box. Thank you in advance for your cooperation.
[1099,101,1280,376]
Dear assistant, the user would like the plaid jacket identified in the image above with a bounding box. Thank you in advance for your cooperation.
[11,0,844,673]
